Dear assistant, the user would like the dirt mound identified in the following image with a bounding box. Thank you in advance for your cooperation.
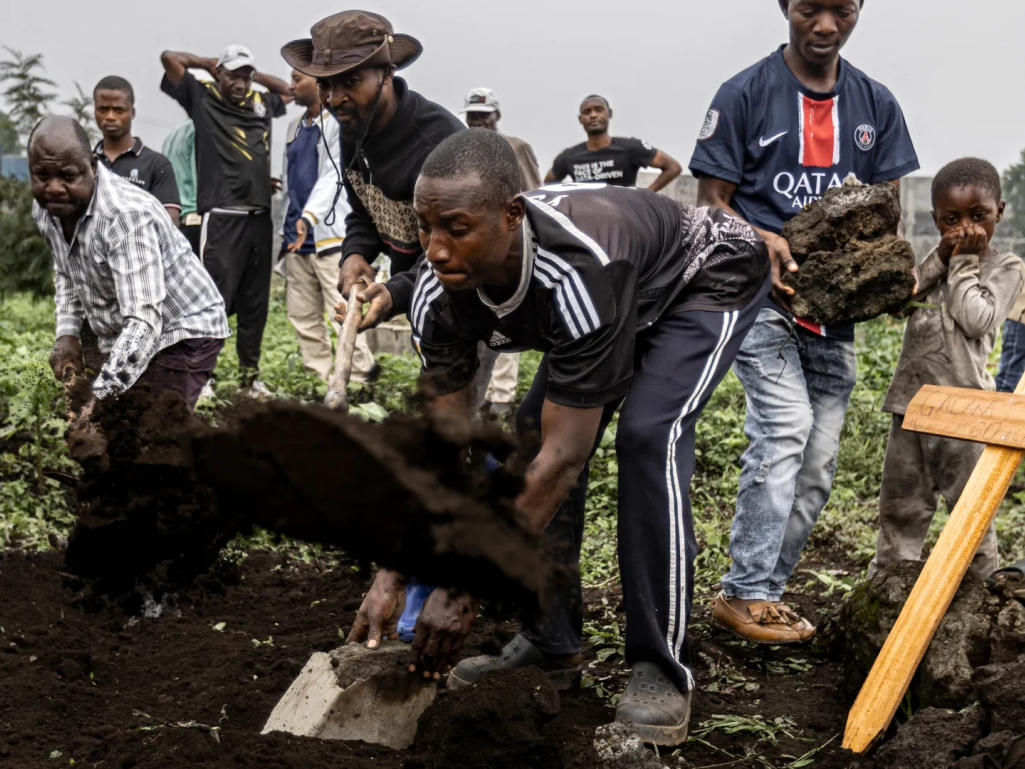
[829,562,1025,766]
[0,549,612,769]
[781,181,916,324]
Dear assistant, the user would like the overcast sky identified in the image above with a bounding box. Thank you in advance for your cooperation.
[3,1,1023,177]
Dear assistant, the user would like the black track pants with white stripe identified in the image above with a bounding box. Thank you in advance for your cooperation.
[516,291,764,694]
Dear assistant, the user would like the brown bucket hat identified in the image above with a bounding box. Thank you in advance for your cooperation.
[281,10,422,78]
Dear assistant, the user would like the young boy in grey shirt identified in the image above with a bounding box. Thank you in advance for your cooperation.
[871,158,1024,578]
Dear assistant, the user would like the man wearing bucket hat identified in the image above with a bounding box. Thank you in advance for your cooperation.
[159,44,291,398]
[688,0,919,644]
[281,10,464,320]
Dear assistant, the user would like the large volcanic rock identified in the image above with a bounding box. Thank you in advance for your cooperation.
[781,181,916,324]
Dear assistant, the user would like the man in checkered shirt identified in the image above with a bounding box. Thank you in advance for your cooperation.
[29,116,229,412]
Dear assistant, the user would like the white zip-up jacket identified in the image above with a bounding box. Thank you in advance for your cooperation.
[281,109,350,256]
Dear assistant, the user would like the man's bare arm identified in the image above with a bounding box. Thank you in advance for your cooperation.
[254,71,294,102]
[160,51,216,87]
[164,206,180,227]
[516,399,604,531]
[646,149,682,192]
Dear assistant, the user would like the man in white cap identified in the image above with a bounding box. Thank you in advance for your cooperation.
[460,86,542,416]
[160,44,292,397]
[461,87,541,191]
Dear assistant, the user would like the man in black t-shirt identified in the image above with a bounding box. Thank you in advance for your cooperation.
[160,44,291,395]
[545,94,682,191]
[348,129,768,746]
[92,76,180,224]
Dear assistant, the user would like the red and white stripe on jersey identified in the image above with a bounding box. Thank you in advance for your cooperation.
[797,93,840,168]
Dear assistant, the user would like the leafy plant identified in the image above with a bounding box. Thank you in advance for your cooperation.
[0,47,55,139]
[0,176,53,299]
[61,81,99,146]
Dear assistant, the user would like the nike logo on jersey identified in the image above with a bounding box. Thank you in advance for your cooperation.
[758,131,788,147]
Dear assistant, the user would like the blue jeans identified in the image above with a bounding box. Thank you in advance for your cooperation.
[996,319,1025,393]
[721,309,856,601]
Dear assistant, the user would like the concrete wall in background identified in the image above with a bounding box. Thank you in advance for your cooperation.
[1,155,28,180]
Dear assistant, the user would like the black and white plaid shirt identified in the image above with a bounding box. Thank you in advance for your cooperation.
[33,164,229,399]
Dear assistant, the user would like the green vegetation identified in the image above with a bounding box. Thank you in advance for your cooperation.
[2,286,1024,577]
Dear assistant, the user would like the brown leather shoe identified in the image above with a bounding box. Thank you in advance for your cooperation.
[711,592,816,643]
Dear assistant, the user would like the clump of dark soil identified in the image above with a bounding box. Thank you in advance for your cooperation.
[781,181,916,324]
[191,401,550,609]
[829,562,1025,767]
[61,389,549,608]
[64,385,233,594]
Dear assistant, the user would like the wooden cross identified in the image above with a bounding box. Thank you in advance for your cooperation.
[843,376,1025,753]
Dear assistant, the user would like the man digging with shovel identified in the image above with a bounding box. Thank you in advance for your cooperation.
[346,128,769,745]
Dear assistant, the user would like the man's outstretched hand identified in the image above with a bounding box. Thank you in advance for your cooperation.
[49,335,83,383]
[346,568,406,649]
[408,588,478,680]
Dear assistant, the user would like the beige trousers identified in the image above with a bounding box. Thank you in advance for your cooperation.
[285,251,375,387]
[484,352,519,404]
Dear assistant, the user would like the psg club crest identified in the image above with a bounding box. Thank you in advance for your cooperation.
[854,123,876,151]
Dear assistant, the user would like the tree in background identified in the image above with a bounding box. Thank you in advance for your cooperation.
[0,47,56,142]
[62,81,99,146]
[1002,149,1025,238]
[0,175,52,298]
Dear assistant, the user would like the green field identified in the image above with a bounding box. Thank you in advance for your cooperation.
[3,283,1024,581]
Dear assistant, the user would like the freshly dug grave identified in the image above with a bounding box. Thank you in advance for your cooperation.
[0,547,860,769]
[828,562,1025,767]
[61,388,549,608]
[782,181,916,325]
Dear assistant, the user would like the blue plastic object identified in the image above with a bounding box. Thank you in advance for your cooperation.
[397,581,434,642]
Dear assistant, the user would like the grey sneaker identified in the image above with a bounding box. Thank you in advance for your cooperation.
[447,633,581,691]
[614,662,692,745]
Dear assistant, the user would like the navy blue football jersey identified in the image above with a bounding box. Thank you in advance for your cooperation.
[688,46,918,337]
[689,46,918,235]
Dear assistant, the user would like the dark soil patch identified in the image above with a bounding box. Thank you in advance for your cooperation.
[0,547,865,769]
[0,549,609,769]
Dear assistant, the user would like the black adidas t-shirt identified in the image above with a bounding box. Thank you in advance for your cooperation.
[161,72,286,212]
[550,137,657,187]
[410,184,768,407]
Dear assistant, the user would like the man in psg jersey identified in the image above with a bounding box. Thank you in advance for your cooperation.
[546,94,681,191]
[347,128,768,745]
[688,0,918,644]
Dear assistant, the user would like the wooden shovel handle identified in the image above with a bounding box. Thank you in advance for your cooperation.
[333,286,363,398]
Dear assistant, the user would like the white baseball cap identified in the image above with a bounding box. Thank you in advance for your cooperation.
[217,44,256,71]
[461,86,499,114]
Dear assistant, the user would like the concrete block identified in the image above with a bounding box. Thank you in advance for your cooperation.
[262,643,437,749]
